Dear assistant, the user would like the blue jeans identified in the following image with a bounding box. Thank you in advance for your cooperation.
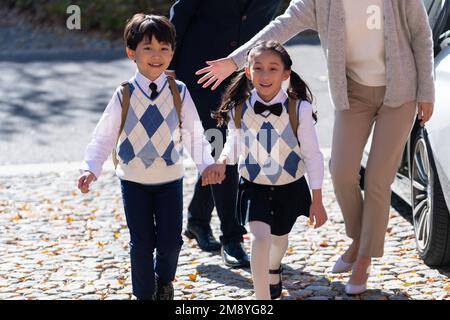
[121,178,183,300]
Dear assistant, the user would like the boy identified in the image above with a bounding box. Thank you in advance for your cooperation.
[77,14,217,300]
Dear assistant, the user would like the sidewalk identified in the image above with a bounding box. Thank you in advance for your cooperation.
[1,154,449,300]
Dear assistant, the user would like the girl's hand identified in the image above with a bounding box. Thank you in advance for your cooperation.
[77,171,97,194]
[418,102,434,127]
[195,58,238,90]
[309,200,328,229]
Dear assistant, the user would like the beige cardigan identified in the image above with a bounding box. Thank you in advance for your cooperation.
[229,0,435,110]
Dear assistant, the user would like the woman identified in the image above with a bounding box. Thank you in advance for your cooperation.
[196,0,435,294]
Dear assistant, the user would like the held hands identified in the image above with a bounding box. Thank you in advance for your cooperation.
[418,102,434,127]
[77,171,97,194]
[201,159,227,186]
[309,198,328,229]
[195,58,238,90]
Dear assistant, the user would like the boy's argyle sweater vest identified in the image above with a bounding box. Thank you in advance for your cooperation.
[115,77,187,184]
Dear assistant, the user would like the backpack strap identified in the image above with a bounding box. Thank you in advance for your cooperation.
[288,98,299,138]
[166,76,183,134]
[112,81,131,169]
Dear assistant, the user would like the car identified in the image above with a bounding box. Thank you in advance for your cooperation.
[361,0,450,267]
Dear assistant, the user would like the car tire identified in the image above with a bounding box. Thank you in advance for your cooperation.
[411,128,450,267]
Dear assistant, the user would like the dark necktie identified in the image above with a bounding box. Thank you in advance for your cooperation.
[149,83,158,100]
[254,101,283,117]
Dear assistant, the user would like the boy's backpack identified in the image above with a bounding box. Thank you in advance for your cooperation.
[112,75,183,168]
[233,98,299,137]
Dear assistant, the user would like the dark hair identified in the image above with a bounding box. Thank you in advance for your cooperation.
[124,14,176,50]
[213,40,317,126]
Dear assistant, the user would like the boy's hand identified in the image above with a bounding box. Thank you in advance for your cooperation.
[201,164,226,186]
[77,171,97,194]
[309,199,328,229]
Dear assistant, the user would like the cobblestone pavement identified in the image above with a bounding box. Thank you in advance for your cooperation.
[0,156,449,301]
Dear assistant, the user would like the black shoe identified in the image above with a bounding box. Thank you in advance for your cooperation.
[269,266,283,300]
[221,241,250,268]
[155,278,174,301]
[184,224,221,252]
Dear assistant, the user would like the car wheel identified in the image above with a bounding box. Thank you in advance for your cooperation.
[411,129,450,266]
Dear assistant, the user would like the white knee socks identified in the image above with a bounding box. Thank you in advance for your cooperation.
[270,234,289,280]
[249,222,290,300]
[249,221,272,300]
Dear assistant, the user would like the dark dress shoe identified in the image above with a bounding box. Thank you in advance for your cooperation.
[155,278,174,300]
[184,224,221,252]
[221,242,250,268]
[269,266,283,300]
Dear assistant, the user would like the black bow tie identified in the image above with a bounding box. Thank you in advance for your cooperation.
[254,101,283,117]
[149,82,158,99]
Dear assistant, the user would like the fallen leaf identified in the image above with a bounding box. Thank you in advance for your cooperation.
[11,214,23,222]
[402,283,413,287]
[183,284,195,289]
[286,247,296,255]
[113,232,120,240]
[319,242,329,248]
[188,273,198,281]
[97,241,107,248]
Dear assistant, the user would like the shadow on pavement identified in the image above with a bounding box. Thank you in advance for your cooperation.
[0,51,134,139]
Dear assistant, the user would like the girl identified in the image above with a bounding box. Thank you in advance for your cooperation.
[205,40,328,300]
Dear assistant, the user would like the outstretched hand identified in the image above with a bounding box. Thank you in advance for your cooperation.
[195,57,238,90]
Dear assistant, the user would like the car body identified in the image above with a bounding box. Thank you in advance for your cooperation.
[361,0,450,267]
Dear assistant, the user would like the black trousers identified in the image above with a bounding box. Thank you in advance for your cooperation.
[186,86,246,244]
[121,179,183,300]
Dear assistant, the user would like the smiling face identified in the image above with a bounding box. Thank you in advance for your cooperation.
[126,36,174,81]
[245,49,291,102]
